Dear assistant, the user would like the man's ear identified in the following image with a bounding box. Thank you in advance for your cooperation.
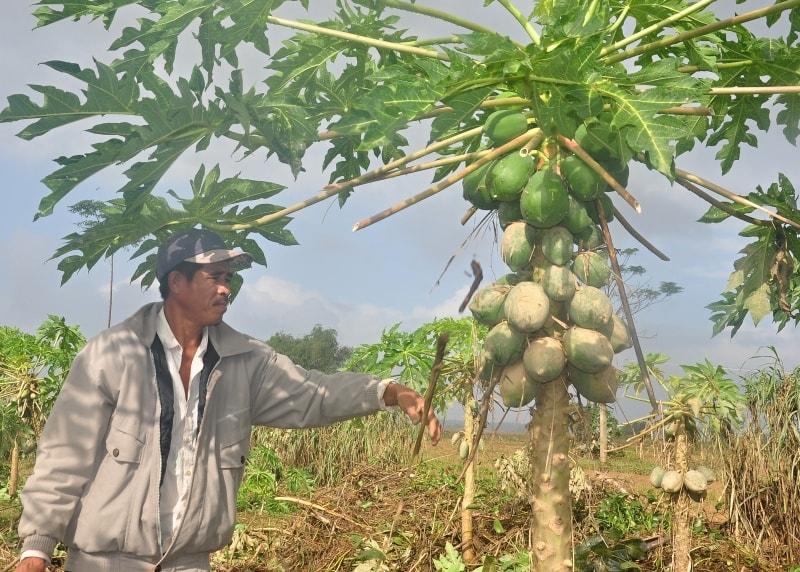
[168,270,185,295]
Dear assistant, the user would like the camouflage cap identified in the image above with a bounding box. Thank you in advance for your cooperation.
[156,228,253,282]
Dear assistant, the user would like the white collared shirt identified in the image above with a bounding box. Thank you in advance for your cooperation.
[155,307,209,546]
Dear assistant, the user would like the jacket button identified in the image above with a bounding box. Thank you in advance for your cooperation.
[154,566,162,572]
[240,456,246,464]
[112,448,120,457]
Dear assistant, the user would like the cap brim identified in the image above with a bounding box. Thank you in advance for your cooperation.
[184,249,254,270]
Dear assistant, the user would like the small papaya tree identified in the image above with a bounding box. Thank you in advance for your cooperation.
[0,316,85,495]
[620,356,745,570]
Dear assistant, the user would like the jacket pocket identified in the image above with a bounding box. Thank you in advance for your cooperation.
[105,426,145,463]
[218,420,250,469]
[69,427,149,553]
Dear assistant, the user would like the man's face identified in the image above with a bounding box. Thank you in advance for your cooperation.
[176,260,234,326]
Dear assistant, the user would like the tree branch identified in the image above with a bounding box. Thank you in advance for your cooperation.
[353,129,544,231]
[602,0,800,65]
[675,169,800,229]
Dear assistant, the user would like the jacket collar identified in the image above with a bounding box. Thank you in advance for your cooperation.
[127,302,254,357]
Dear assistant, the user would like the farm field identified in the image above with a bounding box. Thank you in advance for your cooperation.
[0,428,779,572]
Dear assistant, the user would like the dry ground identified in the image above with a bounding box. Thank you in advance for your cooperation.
[0,433,788,571]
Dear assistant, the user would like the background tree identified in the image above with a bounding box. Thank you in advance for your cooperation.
[266,324,353,374]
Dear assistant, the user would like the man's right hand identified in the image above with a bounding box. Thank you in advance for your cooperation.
[15,556,48,572]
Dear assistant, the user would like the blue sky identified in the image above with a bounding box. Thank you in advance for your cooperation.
[1,1,798,423]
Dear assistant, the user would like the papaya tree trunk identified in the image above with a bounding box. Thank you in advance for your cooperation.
[599,404,607,463]
[461,393,477,564]
[527,374,572,572]
[672,418,692,572]
[9,439,20,497]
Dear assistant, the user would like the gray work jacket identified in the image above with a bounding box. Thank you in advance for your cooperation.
[19,302,384,566]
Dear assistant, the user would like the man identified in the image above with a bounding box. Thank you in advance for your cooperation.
[16,228,441,572]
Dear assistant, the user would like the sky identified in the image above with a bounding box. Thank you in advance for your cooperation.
[1,1,798,424]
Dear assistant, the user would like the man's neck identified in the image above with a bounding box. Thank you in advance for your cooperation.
[163,302,204,350]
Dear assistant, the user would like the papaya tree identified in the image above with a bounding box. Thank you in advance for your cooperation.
[2,1,800,569]
[0,316,85,495]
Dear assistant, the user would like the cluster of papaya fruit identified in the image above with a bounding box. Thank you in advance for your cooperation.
[465,107,632,408]
[649,465,716,502]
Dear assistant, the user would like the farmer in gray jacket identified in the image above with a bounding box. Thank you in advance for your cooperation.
[16,228,442,572]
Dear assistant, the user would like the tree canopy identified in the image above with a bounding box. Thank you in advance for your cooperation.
[266,324,353,374]
[1,0,799,337]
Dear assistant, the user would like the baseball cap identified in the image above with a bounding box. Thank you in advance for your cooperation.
[156,228,254,282]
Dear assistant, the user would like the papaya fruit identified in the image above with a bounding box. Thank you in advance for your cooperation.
[540,225,574,266]
[523,336,566,383]
[572,251,612,287]
[499,359,538,408]
[504,281,550,333]
[484,110,530,146]
[598,314,632,353]
[562,194,594,235]
[520,169,569,228]
[586,194,615,224]
[567,285,613,330]
[541,264,576,302]
[483,321,525,366]
[462,161,498,210]
[497,199,524,229]
[501,221,538,272]
[487,152,536,202]
[568,364,618,404]
[661,471,683,493]
[563,327,614,374]
[562,155,605,201]
[468,283,511,326]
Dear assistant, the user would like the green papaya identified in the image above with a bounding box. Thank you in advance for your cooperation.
[497,199,524,229]
[504,281,550,333]
[567,285,613,330]
[462,161,498,210]
[598,314,632,353]
[501,221,538,272]
[568,364,618,404]
[541,264,576,302]
[540,226,574,266]
[484,321,525,366]
[487,152,536,202]
[585,194,615,224]
[562,194,594,235]
[523,336,566,383]
[468,283,511,326]
[484,110,530,146]
[562,155,605,201]
[563,326,613,374]
[520,169,569,229]
[499,359,538,408]
[572,251,612,287]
